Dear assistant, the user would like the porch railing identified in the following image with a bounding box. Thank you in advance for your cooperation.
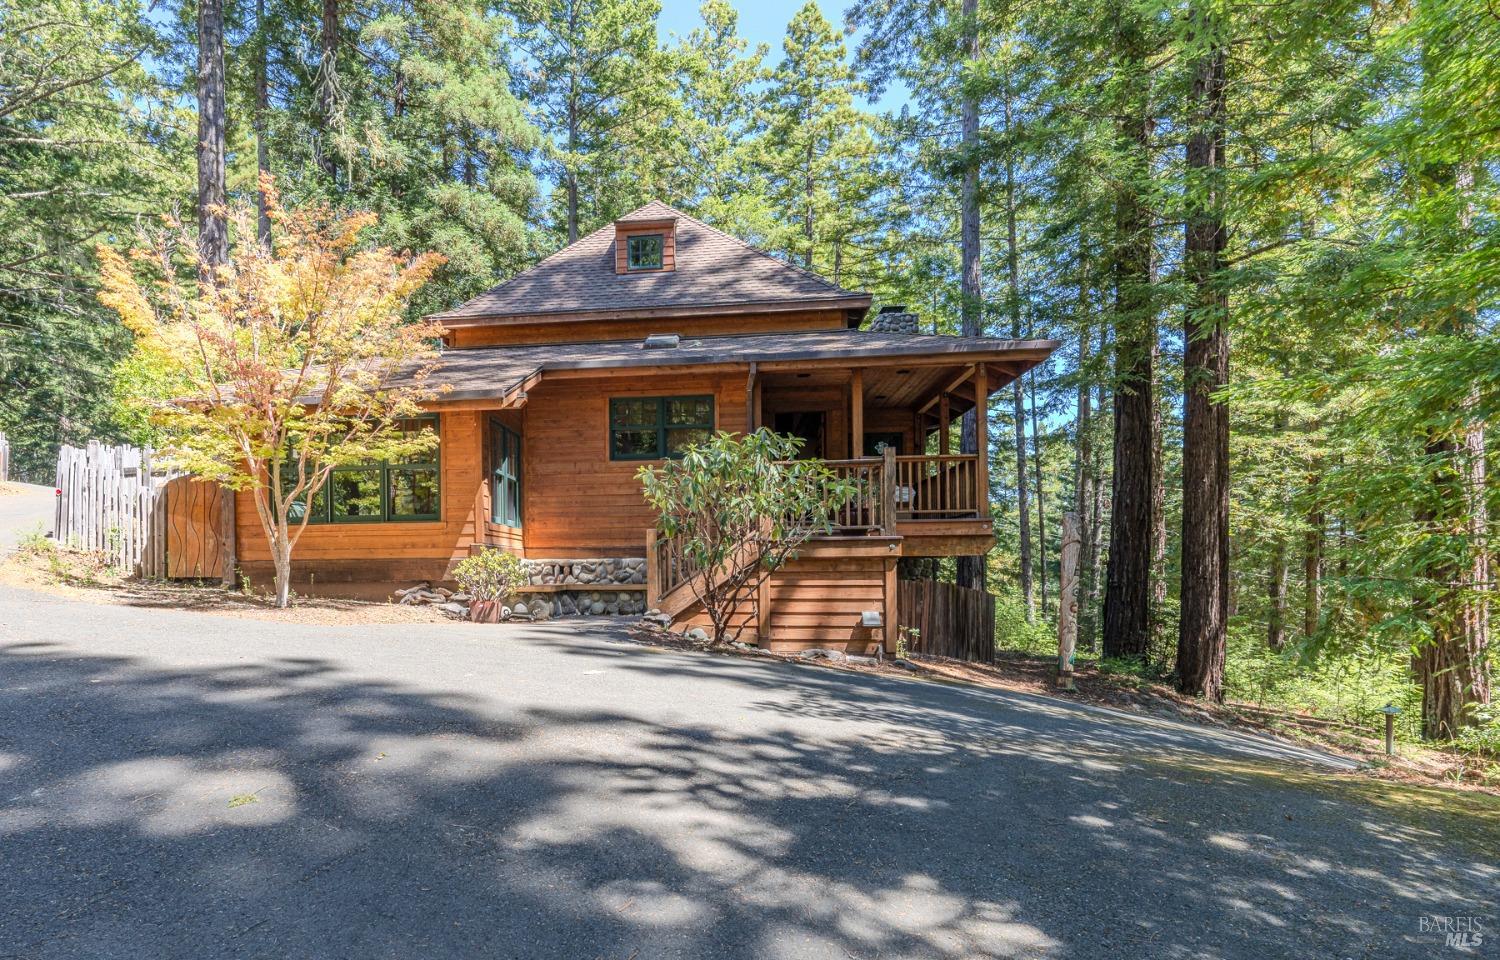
[648,526,703,604]
[820,457,888,532]
[645,451,986,606]
[893,454,981,519]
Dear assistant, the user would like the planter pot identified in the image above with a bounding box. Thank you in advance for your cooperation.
[470,599,501,623]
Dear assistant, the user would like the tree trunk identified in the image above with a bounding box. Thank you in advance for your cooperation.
[316,0,340,180]
[955,0,986,592]
[254,0,270,246]
[804,141,815,268]
[1031,373,1048,617]
[1268,537,1287,651]
[272,537,293,608]
[1418,434,1492,739]
[1303,472,1323,638]
[1176,0,1229,701]
[196,0,227,267]
[1003,88,1032,618]
[1083,378,1109,651]
[1412,16,1491,739]
[1080,312,1104,648]
[1101,8,1156,662]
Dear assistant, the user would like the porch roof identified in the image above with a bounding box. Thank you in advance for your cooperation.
[421,329,1059,406]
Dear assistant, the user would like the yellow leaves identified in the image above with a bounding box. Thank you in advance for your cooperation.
[94,174,456,508]
[95,244,157,338]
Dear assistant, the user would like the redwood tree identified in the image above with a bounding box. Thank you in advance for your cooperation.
[1100,3,1157,662]
[1176,0,1229,700]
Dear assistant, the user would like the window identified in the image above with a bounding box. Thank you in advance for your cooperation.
[490,419,522,527]
[609,396,714,460]
[283,415,441,524]
[626,234,663,270]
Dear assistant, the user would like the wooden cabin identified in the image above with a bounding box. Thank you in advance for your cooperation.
[234,201,1058,653]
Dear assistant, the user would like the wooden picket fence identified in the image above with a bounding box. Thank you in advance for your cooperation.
[896,578,997,663]
[0,431,10,482]
[53,441,179,577]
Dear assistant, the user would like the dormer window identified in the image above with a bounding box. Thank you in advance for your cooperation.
[614,216,677,274]
[627,234,664,270]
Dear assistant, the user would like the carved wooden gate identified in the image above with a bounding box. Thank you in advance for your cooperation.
[164,476,225,580]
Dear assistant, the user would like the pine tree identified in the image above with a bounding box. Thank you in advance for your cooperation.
[761,3,877,275]
[508,0,671,242]
[669,0,773,241]
[0,0,188,478]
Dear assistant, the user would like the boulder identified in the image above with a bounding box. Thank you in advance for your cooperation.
[799,648,847,661]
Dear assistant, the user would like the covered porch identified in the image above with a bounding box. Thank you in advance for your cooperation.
[746,356,1007,556]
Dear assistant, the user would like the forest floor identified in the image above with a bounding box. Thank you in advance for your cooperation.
[629,623,1500,798]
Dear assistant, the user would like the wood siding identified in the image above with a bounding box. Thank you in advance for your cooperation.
[613,222,676,274]
[234,410,488,589]
[445,310,845,349]
[520,372,748,557]
[675,549,896,656]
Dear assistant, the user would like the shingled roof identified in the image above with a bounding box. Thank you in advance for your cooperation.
[420,329,1059,403]
[432,201,872,326]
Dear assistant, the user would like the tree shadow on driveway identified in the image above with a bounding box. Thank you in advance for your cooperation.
[0,636,1494,960]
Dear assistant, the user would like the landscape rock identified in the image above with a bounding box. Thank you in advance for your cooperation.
[799,648,848,661]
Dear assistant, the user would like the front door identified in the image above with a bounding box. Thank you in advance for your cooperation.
[773,411,827,459]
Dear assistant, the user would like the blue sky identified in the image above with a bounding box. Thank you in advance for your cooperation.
[655,0,910,113]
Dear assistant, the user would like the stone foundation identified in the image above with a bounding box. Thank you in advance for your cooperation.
[523,557,646,587]
[394,556,650,620]
[513,588,647,620]
[516,557,647,619]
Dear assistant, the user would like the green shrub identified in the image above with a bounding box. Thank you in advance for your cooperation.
[993,593,1054,655]
[453,550,526,602]
[14,525,55,559]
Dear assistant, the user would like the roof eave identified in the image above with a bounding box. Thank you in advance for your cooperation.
[430,293,874,328]
[422,337,1060,407]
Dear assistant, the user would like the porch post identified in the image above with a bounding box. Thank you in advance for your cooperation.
[746,361,759,433]
[939,394,951,455]
[974,363,989,512]
[851,368,864,458]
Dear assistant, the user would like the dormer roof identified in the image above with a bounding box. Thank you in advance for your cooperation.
[432,200,872,327]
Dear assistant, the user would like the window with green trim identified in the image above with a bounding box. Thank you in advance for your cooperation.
[282,415,441,524]
[609,396,713,460]
[626,234,663,270]
[490,419,522,527]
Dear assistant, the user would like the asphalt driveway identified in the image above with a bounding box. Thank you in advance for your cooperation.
[0,542,1494,957]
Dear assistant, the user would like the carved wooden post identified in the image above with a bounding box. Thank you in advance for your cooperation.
[1058,511,1081,689]
[645,527,659,608]
[881,445,897,534]
[219,482,236,588]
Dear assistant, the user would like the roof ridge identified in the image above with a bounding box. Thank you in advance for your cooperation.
[648,200,858,297]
